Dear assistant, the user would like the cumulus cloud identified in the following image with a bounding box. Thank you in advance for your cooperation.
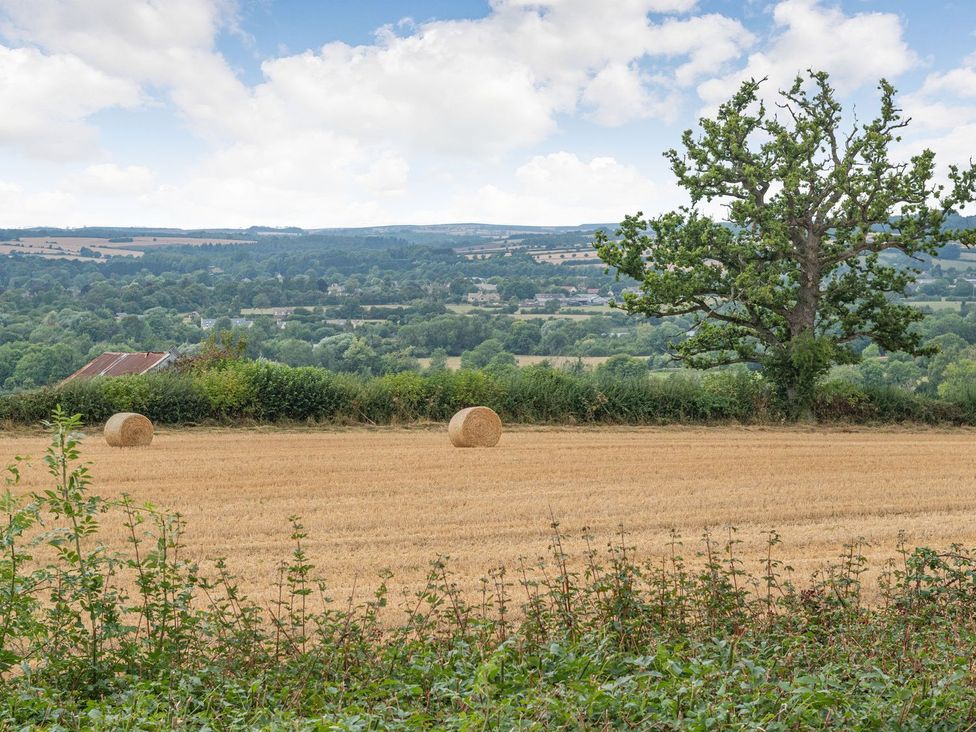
[134,131,410,227]
[0,0,754,167]
[901,54,976,173]
[0,180,79,226]
[249,1,753,155]
[0,45,139,158]
[0,0,951,227]
[0,0,251,142]
[905,53,976,129]
[439,152,683,225]
[697,0,917,110]
[65,163,156,196]
[254,36,556,155]
[581,63,680,125]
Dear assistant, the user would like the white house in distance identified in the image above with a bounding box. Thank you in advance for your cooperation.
[466,283,501,304]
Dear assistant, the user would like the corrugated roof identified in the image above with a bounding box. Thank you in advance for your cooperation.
[64,351,171,382]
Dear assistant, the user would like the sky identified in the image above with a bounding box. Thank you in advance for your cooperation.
[0,0,974,229]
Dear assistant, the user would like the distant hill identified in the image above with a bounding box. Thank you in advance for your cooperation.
[2,215,972,250]
[945,214,976,230]
[0,223,618,250]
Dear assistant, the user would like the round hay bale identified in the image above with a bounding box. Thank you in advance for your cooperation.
[104,412,154,447]
[448,406,502,448]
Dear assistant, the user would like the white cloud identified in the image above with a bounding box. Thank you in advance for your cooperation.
[0,0,753,167]
[905,55,976,132]
[248,2,753,156]
[0,180,79,226]
[0,0,960,228]
[901,56,976,175]
[134,131,408,227]
[0,0,251,143]
[652,15,758,86]
[0,45,139,159]
[698,0,917,110]
[254,36,556,155]
[439,152,683,224]
[66,163,156,196]
[357,155,410,196]
[581,63,680,125]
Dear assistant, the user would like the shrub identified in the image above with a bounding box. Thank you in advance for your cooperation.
[1,361,975,426]
[814,380,875,421]
[240,361,357,422]
[140,372,211,423]
[194,364,259,419]
[496,365,600,422]
[700,369,772,421]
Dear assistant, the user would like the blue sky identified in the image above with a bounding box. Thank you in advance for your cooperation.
[0,0,973,228]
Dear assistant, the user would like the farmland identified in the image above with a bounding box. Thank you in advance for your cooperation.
[416,354,614,368]
[444,302,613,318]
[4,425,975,606]
[0,235,255,261]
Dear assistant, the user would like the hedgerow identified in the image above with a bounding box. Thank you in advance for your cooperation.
[0,360,974,426]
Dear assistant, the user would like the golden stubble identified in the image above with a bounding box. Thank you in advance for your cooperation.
[3,425,976,608]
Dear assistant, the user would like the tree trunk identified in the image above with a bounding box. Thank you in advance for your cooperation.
[783,372,817,423]
[780,231,823,421]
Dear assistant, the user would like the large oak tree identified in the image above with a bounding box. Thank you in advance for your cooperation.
[595,71,976,416]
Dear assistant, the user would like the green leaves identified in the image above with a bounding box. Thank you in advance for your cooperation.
[597,70,976,417]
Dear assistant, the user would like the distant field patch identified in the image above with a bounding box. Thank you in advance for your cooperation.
[909,300,965,311]
[929,256,976,272]
[444,303,613,319]
[125,236,257,247]
[0,235,257,262]
[417,354,617,369]
[531,249,602,264]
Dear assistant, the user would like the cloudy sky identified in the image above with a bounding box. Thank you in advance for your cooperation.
[0,0,973,228]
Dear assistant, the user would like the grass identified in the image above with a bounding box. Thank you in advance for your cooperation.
[908,299,966,311]
[4,425,976,610]
[927,256,976,272]
[6,412,976,728]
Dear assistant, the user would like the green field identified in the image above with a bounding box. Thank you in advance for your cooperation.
[417,354,618,369]
[928,256,976,272]
[909,299,965,311]
[445,303,614,319]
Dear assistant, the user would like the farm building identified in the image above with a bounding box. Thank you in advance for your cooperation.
[63,351,176,382]
[466,283,501,304]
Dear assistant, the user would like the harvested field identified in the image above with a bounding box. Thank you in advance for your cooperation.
[0,235,257,261]
[417,354,615,369]
[3,426,976,608]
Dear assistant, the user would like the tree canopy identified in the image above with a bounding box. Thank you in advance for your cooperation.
[595,70,976,415]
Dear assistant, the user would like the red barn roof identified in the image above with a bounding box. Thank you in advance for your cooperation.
[64,351,172,382]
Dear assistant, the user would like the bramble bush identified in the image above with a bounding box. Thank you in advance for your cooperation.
[4,411,976,728]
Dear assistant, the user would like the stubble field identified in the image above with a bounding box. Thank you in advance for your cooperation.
[3,426,976,608]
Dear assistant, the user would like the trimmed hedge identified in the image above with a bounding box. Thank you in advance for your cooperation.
[0,361,973,426]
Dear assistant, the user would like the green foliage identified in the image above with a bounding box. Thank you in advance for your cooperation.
[595,353,648,380]
[196,366,259,418]
[4,358,976,427]
[459,337,508,369]
[236,361,358,422]
[6,415,976,727]
[596,70,976,417]
[938,359,976,404]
